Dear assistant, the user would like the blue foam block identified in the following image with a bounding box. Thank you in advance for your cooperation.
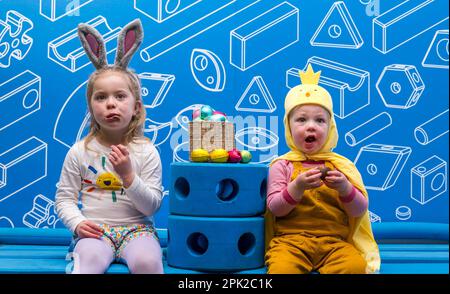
[167,215,265,271]
[170,162,267,217]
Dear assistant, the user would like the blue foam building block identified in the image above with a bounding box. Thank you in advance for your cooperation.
[167,215,264,271]
[170,162,267,217]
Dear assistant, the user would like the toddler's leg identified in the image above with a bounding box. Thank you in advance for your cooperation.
[120,236,164,274]
[317,240,367,274]
[72,238,114,274]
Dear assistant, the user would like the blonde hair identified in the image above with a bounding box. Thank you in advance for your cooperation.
[84,66,147,148]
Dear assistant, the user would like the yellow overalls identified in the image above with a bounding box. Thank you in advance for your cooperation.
[265,161,367,274]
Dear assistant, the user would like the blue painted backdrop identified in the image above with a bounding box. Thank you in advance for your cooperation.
[0,0,448,230]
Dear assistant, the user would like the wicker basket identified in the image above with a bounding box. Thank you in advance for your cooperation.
[189,121,235,156]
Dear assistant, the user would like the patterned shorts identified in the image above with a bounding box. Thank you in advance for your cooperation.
[99,224,158,260]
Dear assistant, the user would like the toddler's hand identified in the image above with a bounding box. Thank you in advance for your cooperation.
[323,169,352,195]
[75,220,103,239]
[109,144,134,187]
[294,168,323,191]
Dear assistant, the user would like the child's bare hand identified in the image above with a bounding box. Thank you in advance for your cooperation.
[75,220,103,239]
[294,168,323,191]
[323,169,351,195]
[109,144,134,187]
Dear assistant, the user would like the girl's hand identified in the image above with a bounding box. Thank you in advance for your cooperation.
[293,168,323,191]
[75,220,103,239]
[323,169,352,195]
[109,144,134,188]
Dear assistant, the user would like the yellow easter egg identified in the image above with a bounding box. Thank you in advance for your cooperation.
[191,149,210,162]
[210,149,229,163]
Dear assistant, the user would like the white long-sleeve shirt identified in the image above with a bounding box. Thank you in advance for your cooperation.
[55,137,163,233]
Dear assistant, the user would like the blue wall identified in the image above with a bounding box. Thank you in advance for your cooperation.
[0,0,448,230]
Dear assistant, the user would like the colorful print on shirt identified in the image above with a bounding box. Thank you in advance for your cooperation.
[82,155,124,203]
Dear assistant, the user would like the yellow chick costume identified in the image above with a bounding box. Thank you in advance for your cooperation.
[265,65,380,273]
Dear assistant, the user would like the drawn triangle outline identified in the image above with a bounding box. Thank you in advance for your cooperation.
[310,1,363,49]
[235,76,276,113]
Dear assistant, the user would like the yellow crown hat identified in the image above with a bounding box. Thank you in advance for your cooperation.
[284,64,338,153]
[285,64,333,116]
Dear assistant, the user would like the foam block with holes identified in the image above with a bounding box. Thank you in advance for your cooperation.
[167,215,264,271]
[170,162,267,216]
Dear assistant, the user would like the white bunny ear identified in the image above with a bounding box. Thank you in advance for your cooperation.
[115,19,143,68]
[77,23,108,69]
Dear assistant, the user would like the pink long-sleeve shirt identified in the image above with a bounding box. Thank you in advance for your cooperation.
[267,160,368,218]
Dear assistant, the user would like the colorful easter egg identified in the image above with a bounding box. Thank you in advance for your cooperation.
[209,114,226,122]
[210,149,229,163]
[228,149,242,163]
[191,149,210,162]
[240,150,252,163]
[192,108,201,120]
[200,105,214,120]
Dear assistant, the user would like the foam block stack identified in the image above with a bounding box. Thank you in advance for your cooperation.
[167,162,268,272]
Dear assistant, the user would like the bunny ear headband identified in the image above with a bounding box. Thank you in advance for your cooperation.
[77,18,143,70]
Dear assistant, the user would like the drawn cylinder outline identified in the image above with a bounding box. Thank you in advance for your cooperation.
[345,112,392,146]
[414,109,449,145]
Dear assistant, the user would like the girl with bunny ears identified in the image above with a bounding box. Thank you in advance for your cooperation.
[55,19,164,274]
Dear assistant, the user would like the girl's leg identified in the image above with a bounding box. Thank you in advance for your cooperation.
[120,236,163,274]
[72,238,114,274]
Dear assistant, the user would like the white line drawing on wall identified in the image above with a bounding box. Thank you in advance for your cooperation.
[310,1,363,49]
[372,0,449,54]
[23,194,60,228]
[395,205,412,220]
[287,56,370,118]
[40,0,93,22]
[411,155,447,205]
[0,137,48,202]
[422,29,449,69]
[369,211,381,223]
[414,109,449,145]
[0,216,14,228]
[235,126,279,164]
[345,112,392,147]
[174,104,204,132]
[53,81,89,148]
[173,141,190,163]
[0,70,41,132]
[376,64,425,109]
[140,0,261,62]
[190,48,226,92]
[354,144,411,191]
[230,1,299,71]
[0,10,33,68]
[140,72,175,108]
[235,76,276,113]
[48,16,121,72]
[144,118,173,147]
[134,0,202,23]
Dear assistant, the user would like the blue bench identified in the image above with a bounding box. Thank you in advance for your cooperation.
[0,222,447,274]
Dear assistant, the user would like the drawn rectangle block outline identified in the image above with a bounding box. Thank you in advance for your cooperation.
[410,155,447,205]
[140,0,262,62]
[354,144,412,191]
[0,137,48,202]
[372,0,449,54]
[139,72,175,108]
[40,0,93,22]
[0,70,41,131]
[230,1,299,71]
[287,56,369,118]
[48,16,121,72]
[134,0,202,23]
